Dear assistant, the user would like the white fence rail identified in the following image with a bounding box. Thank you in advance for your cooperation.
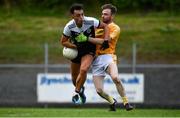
[0,43,179,70]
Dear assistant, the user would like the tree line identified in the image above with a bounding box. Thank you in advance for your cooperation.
[0,0,179,13]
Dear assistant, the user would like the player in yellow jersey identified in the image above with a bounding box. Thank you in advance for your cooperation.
[92,4,133,111]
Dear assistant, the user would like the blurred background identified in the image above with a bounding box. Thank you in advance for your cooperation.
[0,0,180,108]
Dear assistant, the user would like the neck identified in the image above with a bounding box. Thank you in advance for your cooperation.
[106,20,113,25]
[76,21,83,28]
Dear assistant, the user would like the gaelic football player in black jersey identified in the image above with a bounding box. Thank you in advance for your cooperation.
[60,3,109,104]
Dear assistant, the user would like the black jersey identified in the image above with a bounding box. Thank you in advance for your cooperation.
[63,16,100,63]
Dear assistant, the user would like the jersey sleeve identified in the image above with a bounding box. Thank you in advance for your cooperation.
[63,24,71,37]
[110,25,120,40]
[87,17,100,28]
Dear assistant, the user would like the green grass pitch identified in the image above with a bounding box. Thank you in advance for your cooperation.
[0,108,179,117]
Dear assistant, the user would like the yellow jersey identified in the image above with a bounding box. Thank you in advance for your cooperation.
[95,22,120,55]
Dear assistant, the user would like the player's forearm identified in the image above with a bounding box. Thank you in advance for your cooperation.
[98,22,110,41]
[60,36,77,49]
[88,37,104,44]
[61,41,77,49]
[103,25,110,41]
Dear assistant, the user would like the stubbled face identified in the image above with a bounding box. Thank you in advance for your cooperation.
[101,8,113,24]
[72,9,84,27]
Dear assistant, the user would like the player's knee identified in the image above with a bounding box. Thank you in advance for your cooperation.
[111,74,118,80]
[80,68,88,74]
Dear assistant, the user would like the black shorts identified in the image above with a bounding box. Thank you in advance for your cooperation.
[71,42,96,64]
[71,51,95,63]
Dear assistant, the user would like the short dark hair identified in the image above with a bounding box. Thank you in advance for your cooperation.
[70,3,84,14]
[101,4,117,15]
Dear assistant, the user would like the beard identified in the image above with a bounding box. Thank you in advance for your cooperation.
[103,19,111,24]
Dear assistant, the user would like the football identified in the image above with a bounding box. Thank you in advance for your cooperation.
[63,47,78,60]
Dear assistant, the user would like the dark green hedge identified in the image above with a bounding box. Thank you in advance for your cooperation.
[0,0,179,13]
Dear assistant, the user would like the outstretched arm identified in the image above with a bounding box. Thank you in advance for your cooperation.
[88,37,104,44]
[98,21,110,41]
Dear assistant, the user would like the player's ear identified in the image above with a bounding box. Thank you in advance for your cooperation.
[111,14,115,19]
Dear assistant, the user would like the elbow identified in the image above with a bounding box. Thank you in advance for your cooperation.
[60,38,66,46]
[60,40,64,46]
[61,41,67,47]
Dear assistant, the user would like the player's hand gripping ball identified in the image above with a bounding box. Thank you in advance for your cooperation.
[63,47,78,60]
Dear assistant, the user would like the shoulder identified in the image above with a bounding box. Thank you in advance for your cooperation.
[109,22,120,31]
[84,16,98,21]
[84,16,99,24]
[64,20,76,29]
